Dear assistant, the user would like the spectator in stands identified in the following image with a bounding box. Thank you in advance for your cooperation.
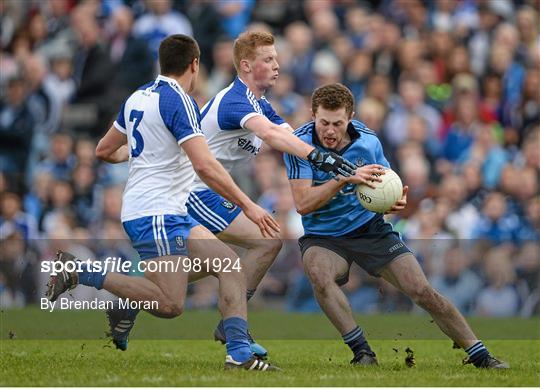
[133,0,192,59]
[515,241,540,295]
[0,75,35,183]
[476,247,520,317]
[0,192,37,241]
[71,163,98,227]
[489,43,526,127]
[268,73,308,130]
[41,0,72,40]
[0,227,27,308]
[372,20,401,85]
[44,48,76,108]
[468,2,503,77]
[205,37,235,97]
[397,153,435,218]
[24,53,62,184]
[441,93,479,165]
[284,21,316,95]
[514,68,540,139]
[36,131,75,181]
[439,173,480,239]
[186,0,224,71]
[385,74,442,150]
[41,179,74,235]
[471,191,520,245]
[71,9,114,135]
[107,6,154,108]
[403,198,454,276]
[356,97,386,135]
[216,0,255,39]
[430,246,483,315]
[23,170,52,233]
[344,50,372,102]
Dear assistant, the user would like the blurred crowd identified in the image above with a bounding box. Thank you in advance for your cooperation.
[0,0,538,317]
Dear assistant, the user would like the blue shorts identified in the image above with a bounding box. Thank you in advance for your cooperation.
[122,214,199,260]
[186,189,242,234]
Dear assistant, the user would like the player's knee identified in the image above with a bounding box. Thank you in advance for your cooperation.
[269,238,283,254]
[409,284,439,309]
[160,300,184,318]
[255,237,283,257]
[305,264,333,294]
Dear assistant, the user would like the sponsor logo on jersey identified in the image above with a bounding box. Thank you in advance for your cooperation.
[238,138,260,155]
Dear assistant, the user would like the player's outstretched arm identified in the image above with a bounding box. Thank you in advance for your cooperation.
[182,136,280,238]
[245,116,356,178]
[288,164,386,215]
[96,125,129,163]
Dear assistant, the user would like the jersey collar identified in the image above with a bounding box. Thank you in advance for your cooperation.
[312,122,360,155]
[156,75,185,94]
[236,76,265,100]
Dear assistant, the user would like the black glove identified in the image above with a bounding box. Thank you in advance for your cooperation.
[307,149,357,180]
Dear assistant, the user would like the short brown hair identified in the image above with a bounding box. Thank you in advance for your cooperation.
[233,31,275,72]
[311,83,354,115]
[159,34,200,76]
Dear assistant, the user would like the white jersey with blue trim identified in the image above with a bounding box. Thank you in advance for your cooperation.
[114,75,204,222]
[191,76,285,191]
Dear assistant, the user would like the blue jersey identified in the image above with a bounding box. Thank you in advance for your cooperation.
[284,120,390,236]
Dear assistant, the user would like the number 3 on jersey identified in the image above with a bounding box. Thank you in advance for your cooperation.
[129,110,144,157]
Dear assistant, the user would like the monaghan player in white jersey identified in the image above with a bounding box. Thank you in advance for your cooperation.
[185,31,358,358]
[45,34,284,371]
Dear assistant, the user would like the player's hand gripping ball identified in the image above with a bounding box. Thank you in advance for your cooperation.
[355,169,403,213]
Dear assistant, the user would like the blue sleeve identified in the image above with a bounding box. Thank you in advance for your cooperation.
[113,100,127,133]
[218,93,263,130]
[284,152,313,180]
[159,88,202,143]
[261,98,285,125]
[375,138,390,168]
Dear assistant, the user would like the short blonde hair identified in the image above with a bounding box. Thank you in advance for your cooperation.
[233,31,275,72]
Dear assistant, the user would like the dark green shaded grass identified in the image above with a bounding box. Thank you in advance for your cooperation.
[2,308,539,340]
[1,309,539,386]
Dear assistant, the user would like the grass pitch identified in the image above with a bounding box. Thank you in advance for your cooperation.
[1,309,539,386]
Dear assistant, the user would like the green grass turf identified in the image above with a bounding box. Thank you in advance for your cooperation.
[1,309,539,386]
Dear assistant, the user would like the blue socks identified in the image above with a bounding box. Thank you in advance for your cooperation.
[465,341,490,366]
[223,317,252,363]
[77,260,106,290]
[343,326,372,356]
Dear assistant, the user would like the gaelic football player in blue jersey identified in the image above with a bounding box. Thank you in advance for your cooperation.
[284,83,508,369]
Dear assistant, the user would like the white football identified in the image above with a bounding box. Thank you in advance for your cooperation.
[355,169,403,213]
